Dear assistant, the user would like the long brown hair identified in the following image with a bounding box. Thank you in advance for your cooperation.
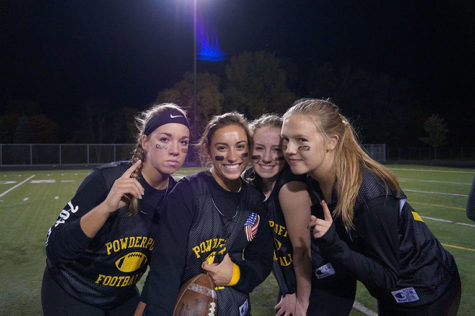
[284,98,400,231]
[128,103,187,216]
[197,112,251,167]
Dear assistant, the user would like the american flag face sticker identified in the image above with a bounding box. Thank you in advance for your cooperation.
[244,213,260,242]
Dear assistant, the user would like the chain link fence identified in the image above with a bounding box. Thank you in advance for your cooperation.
[2,143,474,169]
[0,144,204,168]
[0,143,389,168]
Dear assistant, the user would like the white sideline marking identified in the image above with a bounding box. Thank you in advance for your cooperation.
[23,197,29,201]
[399,178,471,186]
[422,216,475,228]
[353,300,377,316]
[390,167,475,174]
[31,180,56,184]
[0,175,35,198]
[54,196,59,200]
[0,181,17,184]
[405,189,467,197]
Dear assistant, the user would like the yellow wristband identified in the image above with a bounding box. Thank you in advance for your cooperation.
[227,263,240,286]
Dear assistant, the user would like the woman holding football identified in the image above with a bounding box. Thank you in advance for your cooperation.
[141,112,273,316]
[42,103,190,315]
[281,98,461,315]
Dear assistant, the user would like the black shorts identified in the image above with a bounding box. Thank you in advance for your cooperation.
[377,271,461,316]
[41,267,140,316]
[307,276,356,316]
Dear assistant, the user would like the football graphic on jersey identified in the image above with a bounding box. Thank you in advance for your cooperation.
[115,252,148,272]
[173,273,217,316]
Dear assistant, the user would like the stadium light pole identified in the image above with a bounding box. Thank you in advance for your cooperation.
[193,0,197,141]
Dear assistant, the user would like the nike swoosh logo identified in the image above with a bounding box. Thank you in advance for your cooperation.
[170,114,183,119]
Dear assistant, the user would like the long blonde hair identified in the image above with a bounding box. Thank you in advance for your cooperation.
[128,103,187,216]
[284,98,400,231]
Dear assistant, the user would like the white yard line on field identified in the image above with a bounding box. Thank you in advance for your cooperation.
[0,175,35,198]
[389,167,475,174]
[353,301,377,316]
[398,178,471,186]
[422,216,475,228]
[404,189,467,197]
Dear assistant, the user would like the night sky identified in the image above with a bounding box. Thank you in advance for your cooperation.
[1,0,473,144]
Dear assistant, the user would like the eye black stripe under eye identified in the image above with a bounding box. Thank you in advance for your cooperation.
[241,153,249,158]
[251,155,261,160]
[215,156,225,161]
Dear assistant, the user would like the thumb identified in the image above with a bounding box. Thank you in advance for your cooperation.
[321,200,332,221]
[202,260,213,272]
[221,253,232,265]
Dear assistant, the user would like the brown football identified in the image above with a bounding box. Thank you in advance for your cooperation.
[173,273,218,316]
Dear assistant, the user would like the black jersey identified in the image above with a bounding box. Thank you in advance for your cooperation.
[143,170,273,316]
[44,161,176,309]
[244,165,305,295]
[308,168,458,307]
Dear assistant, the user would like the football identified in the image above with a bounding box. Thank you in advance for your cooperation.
[173,273,218,316]
[114,252,148,273]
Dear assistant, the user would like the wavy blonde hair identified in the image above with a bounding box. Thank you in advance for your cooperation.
[128,103,187,216]
[284,98,400,231]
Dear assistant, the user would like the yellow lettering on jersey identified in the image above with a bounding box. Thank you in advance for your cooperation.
[104,236,155,255]
[412,211,424,222]
[95,272,144,287]
[191,238,227,259]
[268,220,288,237]
[279,253,293,267]
[128,237,136,247]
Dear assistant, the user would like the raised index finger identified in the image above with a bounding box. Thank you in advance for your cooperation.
[321,200,333,221]
[122,160,142,178]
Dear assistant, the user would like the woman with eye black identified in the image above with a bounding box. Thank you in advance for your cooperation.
[245,113,356,316]
[42,103,190,316]
[243,114,312,316]
[140,112,273,316]
[281,98,461,316]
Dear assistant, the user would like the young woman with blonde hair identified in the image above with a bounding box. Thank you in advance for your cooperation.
[42,103,190,315]
[281,98,461,315]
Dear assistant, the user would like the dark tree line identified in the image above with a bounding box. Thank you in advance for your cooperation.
[1,50,469,158]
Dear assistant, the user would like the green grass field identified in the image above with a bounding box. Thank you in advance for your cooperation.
[0,165,474,315]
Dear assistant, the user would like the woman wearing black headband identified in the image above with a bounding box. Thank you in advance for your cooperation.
[141,112,273,316]
[41,103,190,316]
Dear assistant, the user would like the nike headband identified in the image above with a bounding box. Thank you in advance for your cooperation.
[144,108,190,136]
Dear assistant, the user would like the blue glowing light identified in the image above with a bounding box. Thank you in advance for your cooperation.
[196,14,225,62]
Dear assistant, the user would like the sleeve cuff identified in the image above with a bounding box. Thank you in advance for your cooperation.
[227,263,241,286]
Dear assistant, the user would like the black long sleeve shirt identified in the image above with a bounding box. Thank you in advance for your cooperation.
[143,170,273,315]
[309,168,458,307]
[45,161,172,309]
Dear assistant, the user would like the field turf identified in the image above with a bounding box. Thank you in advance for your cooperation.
[0,165,473,315]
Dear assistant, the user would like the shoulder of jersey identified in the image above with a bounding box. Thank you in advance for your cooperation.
[358,167,395,201]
